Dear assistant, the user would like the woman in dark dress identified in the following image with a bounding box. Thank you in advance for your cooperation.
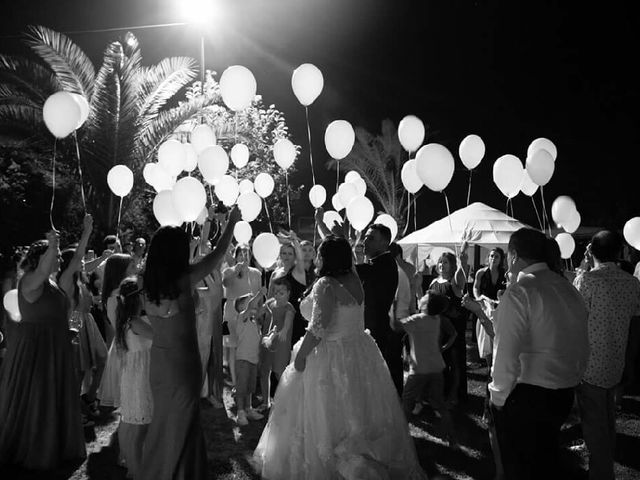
[139,206,239,480]
[429,251,468,406]
[0,230,86,470]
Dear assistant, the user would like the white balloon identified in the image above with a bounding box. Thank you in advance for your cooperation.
[190,124,216,155]
[3,289,20,322]
[107,165,134,197]
[273,138,297,170]
[252,232,280,268]
[291,63,324,106]
[623,217,640,250]
[555,233,575,259]
[219,65,257,111]
[157,139,186,177]
[551,195,577,227]
[526,148,555,186]
[331,193,344,212]
[172,176,206,222]
[519,170,539,197]
[42,91,81,138]
[338,182,358,208]
[323,210,343,230]
[152,165,175,192]
[215,175,239,206]
[324,120,355,160]
[344,170,361,183]
[70,93,90,129]
[237,191,262,222]
[346,196,374,231]
[308,185,327,208]
[153,190,183,226]
[375,214,398,242]
[238,179,254,194]
[198,145,229,184]
[492,154,524,199]
[527,137,557,162]
[401,159,422,194]
[459,134,485,170]
[398,115,425,153]
[142,163,156,186]
[183,143,198,172]
[254,173,275,198]
[230,143,250,169]
[415,143,455,192]
[195,206,208,225]
[234,221,253,244]
[351,177,367,197]
[562,210,581,234]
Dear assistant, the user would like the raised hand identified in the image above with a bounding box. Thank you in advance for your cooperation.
[46,230,60,248]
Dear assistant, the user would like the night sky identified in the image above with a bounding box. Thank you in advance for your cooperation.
[2,0,639,232]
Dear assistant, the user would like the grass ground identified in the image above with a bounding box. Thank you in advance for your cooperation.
[4,339,640,480]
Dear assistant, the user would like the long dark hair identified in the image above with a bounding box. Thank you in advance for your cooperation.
[57,249,81,306]
[144,226,190,305]
[102,254,133,306]
[115,277,141,352]
[316,235,352,278]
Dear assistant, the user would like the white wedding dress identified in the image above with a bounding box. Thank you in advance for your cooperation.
[253,276,427,480]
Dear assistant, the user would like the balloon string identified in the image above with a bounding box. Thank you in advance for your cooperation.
[531,196,543,230]
[285,171,292,230]
[116,196,123,239]
[304,106,316,185]
[402,189,411,237]
[413,193,417,231]
[49,139,57,231]
[208,185,214,206]
[540,187,552,236]
[510,198,515,218]
[73,132,87,213]
[336,161,340,193]
[505,197,510,216]
[466,169,473,207]
[444,191,458,257]
[263,198,274,234]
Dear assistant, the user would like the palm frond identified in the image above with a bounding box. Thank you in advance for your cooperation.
[0,55,60,101]
[139,57,198,118]
[24,25,96,97]
[0,104,49,143]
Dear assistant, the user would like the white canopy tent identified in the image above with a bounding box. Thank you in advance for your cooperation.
[398,202,532,269]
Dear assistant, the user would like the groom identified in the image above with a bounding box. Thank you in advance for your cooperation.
[356,224,402,394]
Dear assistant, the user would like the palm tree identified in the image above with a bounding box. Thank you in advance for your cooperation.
[325,119,428,236]
[0,25,216,231]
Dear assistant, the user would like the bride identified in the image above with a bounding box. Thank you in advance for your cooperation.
[254,235,426,479]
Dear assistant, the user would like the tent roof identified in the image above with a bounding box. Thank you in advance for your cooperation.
[398,202,531,247]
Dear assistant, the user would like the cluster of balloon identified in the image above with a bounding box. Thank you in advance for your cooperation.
[329,170,374,232]
[252,232,281,269]
[492,154,524,199]
[525,138,557,187]
[551,195,581,233]
[42,91,90,139]
[3,289,20,322]
[555,232,576,259]
[623,218,640,251]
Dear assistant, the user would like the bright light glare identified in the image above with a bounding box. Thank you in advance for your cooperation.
[176,0,220,26]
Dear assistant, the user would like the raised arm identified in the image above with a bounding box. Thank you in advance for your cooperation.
[189,206,241,287]
[289,232,307,280]
[21,230,60,302]
[59,214,93,298]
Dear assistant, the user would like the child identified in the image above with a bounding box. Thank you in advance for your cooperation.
[258,276,296,410]
[391,291,458,445]
[234,288,267,426]
[115,277,153,478]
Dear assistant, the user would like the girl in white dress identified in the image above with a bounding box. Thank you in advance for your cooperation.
[254,236,426,480]
[116,277,153,479]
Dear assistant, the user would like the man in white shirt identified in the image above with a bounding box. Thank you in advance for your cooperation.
[490,228,589,480]
[574,231,640,480]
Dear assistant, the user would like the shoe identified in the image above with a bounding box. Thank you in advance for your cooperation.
[256,403,270,412]
[247,409,264,421]
[236,410,248,426]
[412,403,424,415]
[207,396,225,409]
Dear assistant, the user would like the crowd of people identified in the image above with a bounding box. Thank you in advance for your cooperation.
[0,204,639,480]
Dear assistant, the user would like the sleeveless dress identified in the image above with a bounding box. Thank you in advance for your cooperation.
[475,268,506,359]
[285,269,307,345]
[0,280,85,469]
[99,292,123,407]
[74,284,108,379]
[254,276,427,479]
[139,292,207,480]
[119,321,153,424]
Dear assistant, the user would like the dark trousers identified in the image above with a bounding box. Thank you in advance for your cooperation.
[577,381,617,480]
[492,383,574,480]
[377,332,404,396]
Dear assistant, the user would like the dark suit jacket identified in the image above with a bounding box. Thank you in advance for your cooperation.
[356,252,399,345]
